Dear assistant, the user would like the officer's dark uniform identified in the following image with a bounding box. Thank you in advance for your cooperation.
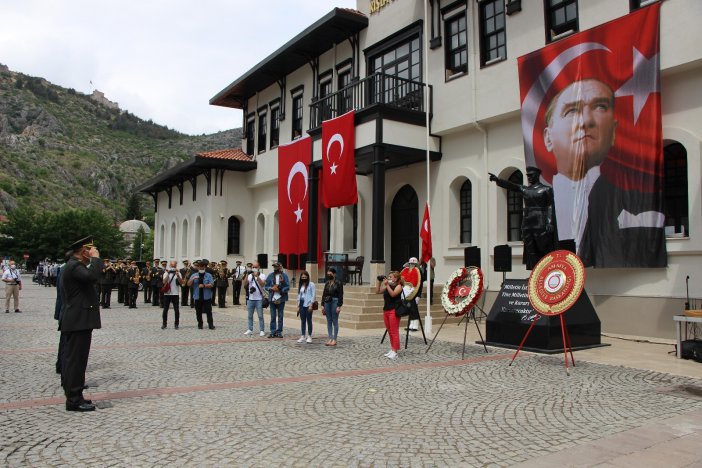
[127,263,140,308]
[216,261,230,308]
[150,260,162,306]
[116,261,128,304]
[179,261,191,306]
[99,260,116,308]
[141,265,152,303]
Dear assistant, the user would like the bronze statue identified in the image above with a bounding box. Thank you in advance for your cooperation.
[489,166,558,269]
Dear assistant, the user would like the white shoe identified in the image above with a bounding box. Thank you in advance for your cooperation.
[383,350,392,357]
[259,331,266,337]
[385,350,397,360]
[244,329,252,336]
[297,336,306,343]
[306,336,312,344]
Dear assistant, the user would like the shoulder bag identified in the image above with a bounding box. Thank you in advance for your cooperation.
[253,275,269,308]
[395,290,412,318]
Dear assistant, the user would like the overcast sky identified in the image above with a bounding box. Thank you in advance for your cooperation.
[1,0,358,135]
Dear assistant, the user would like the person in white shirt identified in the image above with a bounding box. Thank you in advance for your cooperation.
[231,260,246,305]
[2,260,22,313]
[296,271,316,344]
[161,260,183,329]
[242,262,267,337]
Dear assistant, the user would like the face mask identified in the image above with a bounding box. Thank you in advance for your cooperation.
[252,268,259,273]
[300,277,308,282]
[198,269,205,274]
[327,274,334,280]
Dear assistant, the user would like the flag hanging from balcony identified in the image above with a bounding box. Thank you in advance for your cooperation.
[278,136,311,256]
[420,203,432,264]
[321,110,357,208]
[517,3,665,268]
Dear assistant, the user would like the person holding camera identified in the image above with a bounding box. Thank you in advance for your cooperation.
[242,261,266,337]
[2,259,22,313]
[296,271,316,344]
[321,267,343,346]
[265,262,290,338]
[375,271,404,360]
[162,260,183,329]
[187,259,215,330]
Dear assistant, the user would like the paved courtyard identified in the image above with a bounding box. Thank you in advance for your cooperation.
[2,279,702,467]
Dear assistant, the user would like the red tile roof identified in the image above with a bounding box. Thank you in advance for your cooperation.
[196,148,253,162]
[0,215,8,223]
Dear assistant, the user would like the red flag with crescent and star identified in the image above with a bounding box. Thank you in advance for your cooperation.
[517,3,665,268]
[321,110,357,208]
[420,203,432,264]
[278,136,311,256]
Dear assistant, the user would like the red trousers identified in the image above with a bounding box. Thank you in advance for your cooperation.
[383,309,401,351]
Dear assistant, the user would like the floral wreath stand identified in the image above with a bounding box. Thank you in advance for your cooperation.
[426,267,487,359]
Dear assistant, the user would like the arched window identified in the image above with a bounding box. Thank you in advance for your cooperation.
[507,170,523,242]
[194,216,202,256]
[181,219,189,258]
[159,225,165,257]
[343,204,358,251]
[256,213,265,254]
[663,141,689,237]
[227,216,241,254]
[170,222,176,258]
[460,179,472,244]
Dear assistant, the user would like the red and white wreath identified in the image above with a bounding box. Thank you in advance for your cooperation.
[441,267,484,316]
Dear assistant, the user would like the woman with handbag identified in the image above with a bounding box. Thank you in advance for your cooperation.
[321,267,343,346]
[296,271,316,344]
[375,271,404,359]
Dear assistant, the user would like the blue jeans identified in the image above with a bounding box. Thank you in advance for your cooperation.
[270,301,285,335]
[324,298,339,340]
[299,299,313,336]
[246,299,264,332]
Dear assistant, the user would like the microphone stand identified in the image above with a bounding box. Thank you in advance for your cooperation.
[685,275,690,310]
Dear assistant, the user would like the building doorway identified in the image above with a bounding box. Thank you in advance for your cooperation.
[391,184,419,271]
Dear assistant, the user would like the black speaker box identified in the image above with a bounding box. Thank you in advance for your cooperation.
[289,254,299,270]
[277,253,287,268]
[257,253,268,269]
[494,244,512,272]
[464,246,481,268]
[300,253,308,268]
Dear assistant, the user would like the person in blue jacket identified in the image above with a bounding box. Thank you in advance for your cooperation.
[187,259,215,330]
[264,262,290,338]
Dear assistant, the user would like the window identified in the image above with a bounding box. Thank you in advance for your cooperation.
[257,111,267,154]
[245,114,255,156]
[291,93,303,139]
[480,0,506,66]
[338,67,352,114]
[227,217,240,255]
[194,217,202,257]
[507,170,523,242]
[181,219,189,258]
[371,35,422,82]
[270,105,280,148]
[319,76,333,121]
[545,0,578,43]
[663,142,689,237]
[445,12,468,78]
[630,0,659,11]
[460,180,472,244]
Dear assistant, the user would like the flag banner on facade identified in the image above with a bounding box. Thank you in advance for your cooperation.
[321,110,358,208]
[420,203,432,264]
[517,3,666,268]
[278,136,311,256]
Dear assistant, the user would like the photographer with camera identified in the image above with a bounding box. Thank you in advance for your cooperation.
[375,271,404,360]
[242,261,266,337]
[187,259,215,330]
[321,267,343,346]
[265,262,290,338]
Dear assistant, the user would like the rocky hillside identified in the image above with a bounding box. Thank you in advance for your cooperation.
[0,65,241,218]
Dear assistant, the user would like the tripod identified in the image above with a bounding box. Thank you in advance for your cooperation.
[426,305,489,359]
[381,312,428,349]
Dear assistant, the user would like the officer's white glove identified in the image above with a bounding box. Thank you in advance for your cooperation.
[415,297,420,304]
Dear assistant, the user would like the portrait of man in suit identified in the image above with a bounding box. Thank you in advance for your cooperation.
[543,78,666,268]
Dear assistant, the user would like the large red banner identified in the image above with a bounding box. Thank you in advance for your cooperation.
[278,137,311,256]
[321,110,358,208]
[517,4,666,268]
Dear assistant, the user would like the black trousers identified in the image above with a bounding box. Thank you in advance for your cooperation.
[195,299,213,328]
[127,285,138,308]
[100,284,112,307]
[162,295,180,326]
[232,280,242,305]
[181,286,190,306]
[212,286,218,306]
[56,331,66,375]
[62,329,92,406]
[217,286,228,307]
[151,286,160,306]
[144,282,152,303]
[117,284,125,303]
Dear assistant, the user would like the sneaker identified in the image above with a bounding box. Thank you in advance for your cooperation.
[306,336,312,344]
[386,350,397,360]
[297,336,306,343]
[244,329,253,336]
[259,331,266,337]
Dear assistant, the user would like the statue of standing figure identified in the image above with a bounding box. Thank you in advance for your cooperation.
[489,166,559,269]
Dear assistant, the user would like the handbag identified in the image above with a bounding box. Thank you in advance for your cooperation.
[160,272,175,294]
[253,275,270,308]
[312,301,319,311]
[395,291,412,318]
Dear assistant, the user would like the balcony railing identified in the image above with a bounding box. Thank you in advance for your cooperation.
[309,72,430,129]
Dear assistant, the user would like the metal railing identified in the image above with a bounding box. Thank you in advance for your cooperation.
[309,72,429,129]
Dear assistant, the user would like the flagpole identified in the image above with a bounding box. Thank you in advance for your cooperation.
[423,0,432,336]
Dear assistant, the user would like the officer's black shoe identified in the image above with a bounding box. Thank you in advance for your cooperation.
[66,402,96,412]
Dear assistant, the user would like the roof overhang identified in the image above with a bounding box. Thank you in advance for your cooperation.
[210,8,368,109]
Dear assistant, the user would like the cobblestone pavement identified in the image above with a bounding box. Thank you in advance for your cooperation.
[2,279,702,467]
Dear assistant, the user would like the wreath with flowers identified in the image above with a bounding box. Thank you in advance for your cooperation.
[441,267,484,316]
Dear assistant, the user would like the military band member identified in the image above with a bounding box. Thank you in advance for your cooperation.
[141,263,153,303]
[231,260,245,305]
[127,260,140,308]
[179,260,191,306]
[100,259,116,309]
[211,262,219,307]
[216,260,230,308]
[158,260,168,306]
[116,260,128,305]
[150,259,161,307]
[189,260,198,308]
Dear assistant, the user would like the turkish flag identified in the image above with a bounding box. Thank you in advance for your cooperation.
[321,110,357,208]
[278,136,311,256]
[420,203,432,264]
[517,4,665,268]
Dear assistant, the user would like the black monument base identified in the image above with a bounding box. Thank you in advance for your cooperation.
[485,279,605,353]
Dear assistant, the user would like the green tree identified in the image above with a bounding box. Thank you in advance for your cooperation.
[125,193,143,221]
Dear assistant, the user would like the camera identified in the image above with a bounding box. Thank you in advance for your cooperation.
[377,275,386,281]
[249,287,256,294]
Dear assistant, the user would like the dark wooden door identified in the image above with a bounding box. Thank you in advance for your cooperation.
[391,185,419,271]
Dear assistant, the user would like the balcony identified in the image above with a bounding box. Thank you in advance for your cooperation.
[309,72,431,130]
